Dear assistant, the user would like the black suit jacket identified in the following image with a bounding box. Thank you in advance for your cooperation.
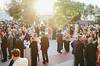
[1,36,7,48]
[41,36,49,52]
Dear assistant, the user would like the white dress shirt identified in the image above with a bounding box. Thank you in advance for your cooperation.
[13,58,28,66]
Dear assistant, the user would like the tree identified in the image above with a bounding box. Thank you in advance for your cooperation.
[84,5,94,15]
[8,0,22,20]
[8,0,37,25]
[71,13,81,23]
[55,0,84,18]
[48,0,84,29]
[21,0,37,24]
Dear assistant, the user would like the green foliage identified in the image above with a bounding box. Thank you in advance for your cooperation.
[48,0,84,29]
[55,0,84,17]
[84,5,94,15]
[71,13,81,23]
[8,0,37,25]
[8,0,22,20]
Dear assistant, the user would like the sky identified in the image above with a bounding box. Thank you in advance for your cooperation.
[35,0,55,15]
[73,0,100,7]
[0,0,100,15]
[0,0,100,9]
[0,0,11,10]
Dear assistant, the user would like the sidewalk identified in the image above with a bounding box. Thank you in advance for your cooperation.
[0,40,74,66]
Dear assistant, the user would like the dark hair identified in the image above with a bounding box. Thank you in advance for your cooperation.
[42,32,45,36]
[11,49,20,57]
[24,33,30,40]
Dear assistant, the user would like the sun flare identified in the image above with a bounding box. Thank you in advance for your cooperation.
[35,0,55,15]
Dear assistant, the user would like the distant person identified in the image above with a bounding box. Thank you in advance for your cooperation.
[41,32,49,64]
[17,36,24,58]
[1,31,7,62]
[23,33,31,66]
[72,36,84,66]
[48,27,53,40]
[41,24,45,32]
[56,30,63,53]
[71,37,78,54]
[7,31,14,59]
[63,32,71,52]
[85,37,97,66]
[35,26,40,37]
[70,25,74,37]
[11,49,28,66]
[30,33,39,66]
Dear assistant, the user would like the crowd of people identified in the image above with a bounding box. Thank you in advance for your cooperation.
[0,21,100,66]
[0,21,50,66]
[71,24,100,66]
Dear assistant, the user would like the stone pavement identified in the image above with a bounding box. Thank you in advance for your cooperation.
[0,40,74,66]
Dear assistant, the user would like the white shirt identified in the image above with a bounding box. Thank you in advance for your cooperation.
[13,58,28,66]
[24,40,30,48]
[98,38,100,51]
[98,38,100,45]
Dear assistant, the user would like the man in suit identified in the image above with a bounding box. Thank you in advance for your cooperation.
[63,32,71,52]
[85,37,97,66]
[72,35,84,66]
[1,31,7,62]
[56,30,63,53]
[41,32,49,64]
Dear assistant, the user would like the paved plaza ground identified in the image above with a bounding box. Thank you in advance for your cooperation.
[0,40,74,66]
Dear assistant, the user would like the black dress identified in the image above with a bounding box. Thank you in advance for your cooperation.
[30,41,38,66]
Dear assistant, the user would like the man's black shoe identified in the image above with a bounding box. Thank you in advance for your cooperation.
[46,60,49,63]
[42,61,46,64]
[57,50,62,54]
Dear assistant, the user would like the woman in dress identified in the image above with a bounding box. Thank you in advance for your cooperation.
[30,33,39,66]
[23,33,31,66]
